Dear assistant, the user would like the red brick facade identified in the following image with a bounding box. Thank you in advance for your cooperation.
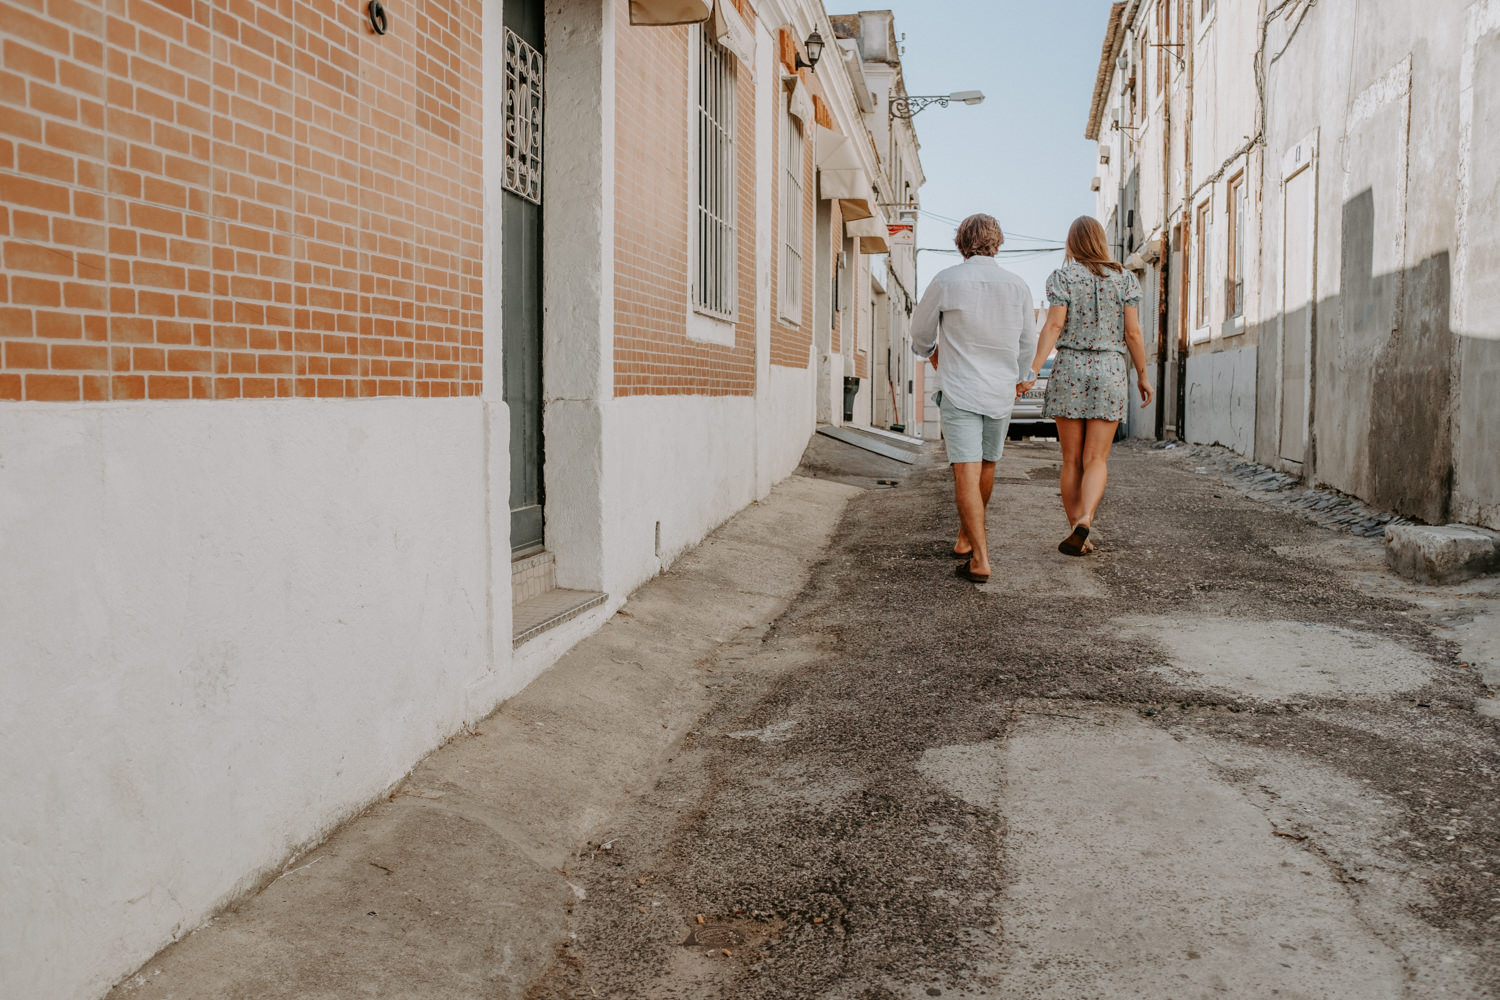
[0,0,482,402]
[612,6,758,397]
[769,30,815,370]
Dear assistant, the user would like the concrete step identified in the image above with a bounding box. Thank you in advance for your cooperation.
[1384,523,1500,584]
[513,587,606,647]
[815,423,921,464]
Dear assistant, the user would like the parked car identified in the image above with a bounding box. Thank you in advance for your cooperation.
[1009,355,1054,438]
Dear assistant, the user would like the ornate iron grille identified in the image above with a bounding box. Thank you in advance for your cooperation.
[504,28,543,204]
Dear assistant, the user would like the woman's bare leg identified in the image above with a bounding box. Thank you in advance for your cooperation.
[1076,419,1119,527]
[1055,418,1086,526]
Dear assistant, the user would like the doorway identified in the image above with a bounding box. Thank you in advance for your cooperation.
[1280,145,1316,468]
[502,0,545,554]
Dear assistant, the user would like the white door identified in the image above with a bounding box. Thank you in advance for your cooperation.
[1280,156,1316,465]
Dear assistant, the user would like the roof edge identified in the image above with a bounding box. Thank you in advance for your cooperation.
[1085,2,1127,141]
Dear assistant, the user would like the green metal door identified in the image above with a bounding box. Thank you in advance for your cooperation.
[502,0,545,554]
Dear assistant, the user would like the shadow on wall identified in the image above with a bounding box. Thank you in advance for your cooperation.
[1255,189,1455,525]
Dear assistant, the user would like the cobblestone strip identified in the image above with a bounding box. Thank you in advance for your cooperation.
[1160,442,1417,539]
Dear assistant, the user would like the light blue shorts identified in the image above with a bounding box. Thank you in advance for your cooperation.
[938,392,1010,464]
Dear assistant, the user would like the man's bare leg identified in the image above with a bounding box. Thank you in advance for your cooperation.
[954,460,996,556]
[952,461,990,575]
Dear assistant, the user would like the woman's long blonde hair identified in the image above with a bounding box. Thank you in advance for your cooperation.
[1066,216,1124,278]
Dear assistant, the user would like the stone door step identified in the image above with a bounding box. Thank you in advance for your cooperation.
[513,588,606,647]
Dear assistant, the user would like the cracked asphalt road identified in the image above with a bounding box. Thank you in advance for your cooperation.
[526,438,1500,1000]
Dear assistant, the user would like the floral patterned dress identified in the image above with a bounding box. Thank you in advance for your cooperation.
[1041,261,1143,422]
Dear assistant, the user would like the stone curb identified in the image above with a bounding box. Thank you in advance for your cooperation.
[1384,523,1500,585]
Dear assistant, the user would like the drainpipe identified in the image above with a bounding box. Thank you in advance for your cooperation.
[1178,1,1195,441]
[1156,14,1173,440]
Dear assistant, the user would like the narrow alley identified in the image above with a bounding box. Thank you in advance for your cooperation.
[112,437,1500,999]
[7,3,1500,998]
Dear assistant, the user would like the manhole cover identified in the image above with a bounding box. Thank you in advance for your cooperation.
[683,924,746,948]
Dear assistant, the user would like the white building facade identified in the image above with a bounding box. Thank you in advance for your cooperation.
[1087,0,1499,528]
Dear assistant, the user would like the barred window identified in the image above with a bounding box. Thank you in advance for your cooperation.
[781,98,805,322]
[695,35,736,317]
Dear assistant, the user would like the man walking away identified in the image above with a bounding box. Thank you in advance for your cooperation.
[911,214,1038,583]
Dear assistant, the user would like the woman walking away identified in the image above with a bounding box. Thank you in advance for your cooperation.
[1017,216,1153,556]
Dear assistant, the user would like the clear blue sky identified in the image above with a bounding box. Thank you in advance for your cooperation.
[873,1,1116,303]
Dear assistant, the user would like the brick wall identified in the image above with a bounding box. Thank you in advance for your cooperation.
[612,6,755,397]
[0,0,482,402]
[768,29,814,370]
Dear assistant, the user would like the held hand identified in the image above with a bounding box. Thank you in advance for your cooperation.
[1016,380,1036,397]
[1138,372,1154,407]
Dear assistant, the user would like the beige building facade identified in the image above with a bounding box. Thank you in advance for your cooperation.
[0,2,922,997]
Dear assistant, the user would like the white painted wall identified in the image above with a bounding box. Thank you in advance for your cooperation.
[761,360,819,488]
[0,399,510,1000]
[597,389,811,599]
[1185,347,1257,455]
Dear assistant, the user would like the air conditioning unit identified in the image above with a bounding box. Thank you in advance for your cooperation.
[1099,146,1111,165]
[1090,177,1101,191]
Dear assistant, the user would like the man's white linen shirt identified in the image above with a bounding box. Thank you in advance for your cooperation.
[910,255,1038,419]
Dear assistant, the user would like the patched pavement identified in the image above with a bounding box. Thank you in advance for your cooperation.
[105,437,1500,1000]
[526,438,1500,1000]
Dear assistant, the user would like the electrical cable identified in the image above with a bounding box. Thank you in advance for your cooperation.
[914,208,1062,245]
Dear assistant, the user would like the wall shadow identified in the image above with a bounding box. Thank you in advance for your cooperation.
[1247,189,1454,524]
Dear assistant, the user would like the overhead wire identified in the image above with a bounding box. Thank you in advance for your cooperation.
[917,246,1064,257]
[914,208,1062,245]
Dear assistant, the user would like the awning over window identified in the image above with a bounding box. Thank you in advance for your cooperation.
[846,205,891,254]
[629,0,711,25]
[787,76,814,124]
[710,0,754,62]
[814,125,874,222]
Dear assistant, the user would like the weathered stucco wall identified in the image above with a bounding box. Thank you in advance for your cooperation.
[1254,0,1495,528]
[1185,347,1256,455]
[1453,1,1500,527]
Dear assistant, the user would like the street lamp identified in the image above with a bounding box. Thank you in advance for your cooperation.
[889,90,985,119]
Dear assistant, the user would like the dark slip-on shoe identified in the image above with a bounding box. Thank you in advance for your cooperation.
[1058,523,1091,557]
[955,560,990,583]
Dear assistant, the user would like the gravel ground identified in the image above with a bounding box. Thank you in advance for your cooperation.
[525,438,1500,999]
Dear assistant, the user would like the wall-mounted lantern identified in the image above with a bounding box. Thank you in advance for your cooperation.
[795,31,824,71]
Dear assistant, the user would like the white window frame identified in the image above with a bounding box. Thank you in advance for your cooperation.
[1191,194,1213,344]
[780,92,805,325]
[1225,170,1247,332]
[1197,0,1216,43]
[687,28,738,345]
